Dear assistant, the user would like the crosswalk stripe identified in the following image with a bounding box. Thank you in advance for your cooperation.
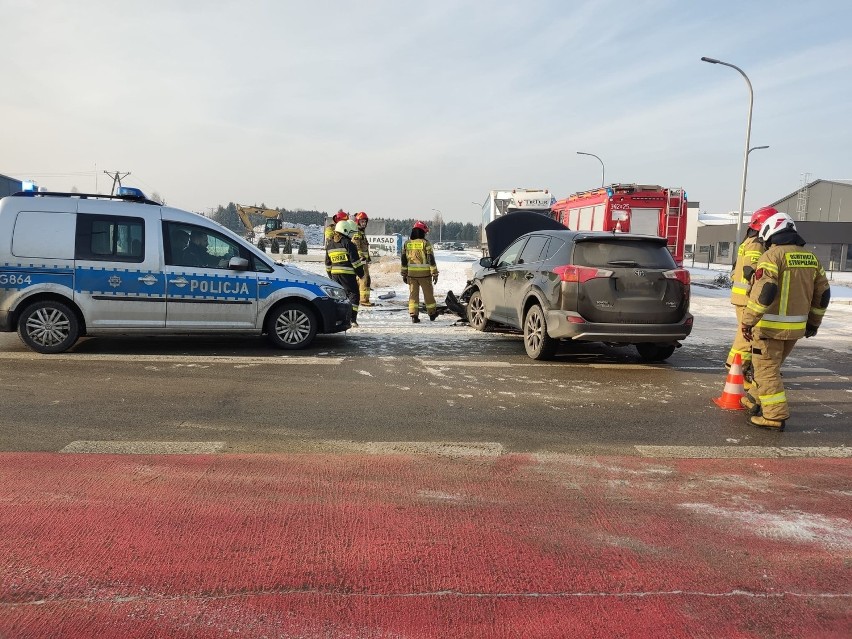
[635,446,852,458]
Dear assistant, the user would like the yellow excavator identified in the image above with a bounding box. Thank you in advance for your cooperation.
[236,204,304,243]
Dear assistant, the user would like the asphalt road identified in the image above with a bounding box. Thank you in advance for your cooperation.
[1,322,849,455]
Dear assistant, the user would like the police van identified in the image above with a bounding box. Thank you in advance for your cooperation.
[0,189,352,353]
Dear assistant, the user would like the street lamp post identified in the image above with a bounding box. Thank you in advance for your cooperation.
[701,56,755,260]
[577,151,605,187]
[431,208,442,243]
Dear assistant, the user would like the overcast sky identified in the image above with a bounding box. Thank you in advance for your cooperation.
[2,0,850,224]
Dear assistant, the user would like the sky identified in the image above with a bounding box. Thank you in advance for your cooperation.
[2,0,851,224]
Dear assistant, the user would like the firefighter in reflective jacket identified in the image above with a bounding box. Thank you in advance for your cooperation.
[740,211,831,430]
[726,207,773,381]
[325,210,349,247]
[401,221,439,323]
[352,211,372,306]
[325,219,364,327]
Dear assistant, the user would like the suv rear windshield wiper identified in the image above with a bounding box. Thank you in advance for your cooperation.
[607,260,639,266]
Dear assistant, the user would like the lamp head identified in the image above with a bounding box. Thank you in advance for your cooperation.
[701,56,721,64]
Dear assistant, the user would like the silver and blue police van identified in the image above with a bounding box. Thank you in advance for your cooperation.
[0,188,352,353]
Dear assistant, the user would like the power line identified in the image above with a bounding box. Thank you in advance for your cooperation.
[103,170,130,195]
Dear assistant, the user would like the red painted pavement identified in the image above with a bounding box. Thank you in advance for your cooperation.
[0,453,849,638]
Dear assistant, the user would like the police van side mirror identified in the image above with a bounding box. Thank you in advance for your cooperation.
[229,257,250,271]
[479,256,494,269]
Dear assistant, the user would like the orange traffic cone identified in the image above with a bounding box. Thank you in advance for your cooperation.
[713,353,746,410]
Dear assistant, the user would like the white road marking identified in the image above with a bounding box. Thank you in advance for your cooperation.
[317,440,505,457]
[0,353,343,365]
[61,441,226,454]
[635,446,852,458]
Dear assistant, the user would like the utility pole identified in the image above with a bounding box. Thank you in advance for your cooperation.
[103,170,130,195]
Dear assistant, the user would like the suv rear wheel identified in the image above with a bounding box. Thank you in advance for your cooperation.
[18,300,80,354]
[266,302,318,350]
[467,290,493,332]
[635,343,676,362]
[524,304,558,360]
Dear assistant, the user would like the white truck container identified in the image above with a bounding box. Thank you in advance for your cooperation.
[479,188,554,248]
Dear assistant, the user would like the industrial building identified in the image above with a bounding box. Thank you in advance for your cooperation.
[695,179,852,272]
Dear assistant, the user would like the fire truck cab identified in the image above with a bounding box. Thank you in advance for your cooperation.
[551,184,687,265]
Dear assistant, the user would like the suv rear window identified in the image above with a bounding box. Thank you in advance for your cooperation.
[573,239,676,269]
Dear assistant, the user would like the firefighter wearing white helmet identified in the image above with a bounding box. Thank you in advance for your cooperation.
[325,219,364,327]
[740,211,831,430]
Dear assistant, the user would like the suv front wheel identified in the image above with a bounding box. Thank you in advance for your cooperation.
[524,304,558,360]
[467,290,493,332]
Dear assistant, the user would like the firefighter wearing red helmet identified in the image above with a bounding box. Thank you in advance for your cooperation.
[351,212,373,306]
[401,221,439,323]
[325,210,350,247]
[740,211,831,430]
[725,206,774,382]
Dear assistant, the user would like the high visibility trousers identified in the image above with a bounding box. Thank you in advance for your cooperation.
[751,336,797,421]
[358,263,371,304]
[332,273,360,323]
[727,305,753,368]
[408,276,436,317]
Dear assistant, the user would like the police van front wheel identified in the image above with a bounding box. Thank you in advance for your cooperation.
[266,302,318,350]
[18,300,80,354]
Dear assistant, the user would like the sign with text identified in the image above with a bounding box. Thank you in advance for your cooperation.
[367,235,403,256]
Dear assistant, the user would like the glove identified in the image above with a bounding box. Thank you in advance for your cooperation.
[432,274,439,285]
[402,276,408,285]
[741,324,753,342]
[805,324,818,338]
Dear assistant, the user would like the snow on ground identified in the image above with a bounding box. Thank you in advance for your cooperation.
[282,249,852,355]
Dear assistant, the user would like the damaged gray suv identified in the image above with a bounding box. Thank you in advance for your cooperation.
[460,212,693,361]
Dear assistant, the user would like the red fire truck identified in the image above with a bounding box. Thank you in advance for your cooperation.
[551,184,688,265]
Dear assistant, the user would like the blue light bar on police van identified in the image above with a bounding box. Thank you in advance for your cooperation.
[116,186,147,199]
[22,180,37,192]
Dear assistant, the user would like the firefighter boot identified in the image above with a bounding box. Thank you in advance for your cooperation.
[740,393,761,416]
[411,316,420,323]
[429,313,438,321]
[748,415,786,432]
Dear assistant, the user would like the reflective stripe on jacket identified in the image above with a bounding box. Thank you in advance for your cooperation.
[742,244,830,340]
[401,239,438,278]
[352,231,371,262]
[730,236,764,306]
[325,234,365,277]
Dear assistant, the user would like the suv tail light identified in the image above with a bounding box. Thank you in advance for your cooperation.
[553,265,613,283]
[663,268,690,285]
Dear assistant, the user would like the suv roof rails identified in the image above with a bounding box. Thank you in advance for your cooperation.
[11,190,161,206]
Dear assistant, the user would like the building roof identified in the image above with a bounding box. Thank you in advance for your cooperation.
[770,179,852,207]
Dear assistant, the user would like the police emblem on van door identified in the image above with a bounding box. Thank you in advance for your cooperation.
[108,275,121,288]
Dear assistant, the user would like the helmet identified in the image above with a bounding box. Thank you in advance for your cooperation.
[335,220,357,238]
[757,211,796,243]
[413,221,430,233]
[749,206,778,231]
[333,210,349,223]
[354,211,368,224]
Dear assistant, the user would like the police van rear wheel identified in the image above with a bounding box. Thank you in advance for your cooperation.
[18,300,80,354]
[266,302,318,350]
